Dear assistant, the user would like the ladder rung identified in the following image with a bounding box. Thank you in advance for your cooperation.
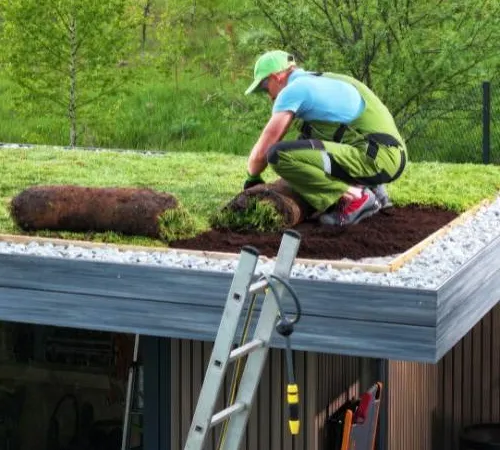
[229,339,264,362]
[211,402,246,427]
[248,279,268,295]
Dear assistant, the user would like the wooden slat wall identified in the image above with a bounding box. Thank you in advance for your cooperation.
[170,339,364,450]
[436,301,500,450]
[387,360,439,450]
[388,301,500,450]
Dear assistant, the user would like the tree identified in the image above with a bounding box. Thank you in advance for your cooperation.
[155,1,192,89]
[0,0,143,147]
[252,0,500,141]
[155,0,256,87]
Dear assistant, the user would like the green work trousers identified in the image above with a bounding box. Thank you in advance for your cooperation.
[267,138,407,213]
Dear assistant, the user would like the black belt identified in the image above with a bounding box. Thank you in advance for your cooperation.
[299,122,348,142]
[299,122,401,154]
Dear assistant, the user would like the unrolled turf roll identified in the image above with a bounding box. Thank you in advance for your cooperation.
[223,179,314,228]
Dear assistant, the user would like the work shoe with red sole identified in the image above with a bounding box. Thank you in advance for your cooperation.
[371,184,393,209]
[319,188,381,226]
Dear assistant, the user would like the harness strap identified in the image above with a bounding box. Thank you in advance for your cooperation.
[299,122,313,140]
[332,124,348,143]
[313,140,406,185]
[300,73,402,153]
[366,133,401,148]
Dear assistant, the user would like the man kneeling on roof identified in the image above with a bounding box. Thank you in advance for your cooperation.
[243,50,407,226]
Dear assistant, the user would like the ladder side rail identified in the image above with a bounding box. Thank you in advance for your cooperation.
[220,230,301,450]
[121,334,141,450]
[183,247,260,450]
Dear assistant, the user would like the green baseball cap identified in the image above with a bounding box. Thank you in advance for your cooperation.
[244,50,296,95]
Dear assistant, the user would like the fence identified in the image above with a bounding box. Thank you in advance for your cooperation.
[403,81,499,165]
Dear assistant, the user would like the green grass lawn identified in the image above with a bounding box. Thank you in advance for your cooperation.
[1,147,500,247]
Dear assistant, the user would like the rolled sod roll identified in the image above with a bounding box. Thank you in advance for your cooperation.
[216,179,314,230]
[10,185,179,238]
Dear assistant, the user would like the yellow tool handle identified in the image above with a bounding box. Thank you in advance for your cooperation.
[287,383,300,435]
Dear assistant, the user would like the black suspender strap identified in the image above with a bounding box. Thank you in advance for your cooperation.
[332,124,348,143]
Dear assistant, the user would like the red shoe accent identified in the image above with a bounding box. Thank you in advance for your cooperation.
[342,193,370,215]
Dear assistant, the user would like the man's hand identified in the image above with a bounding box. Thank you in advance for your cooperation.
[243,173,265,190]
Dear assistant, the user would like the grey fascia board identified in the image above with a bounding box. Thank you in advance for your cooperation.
[291,279,437,327]
[0,251,440,361]
[1,237,499,363]
[0,253,437,325]
[435,235,500,362]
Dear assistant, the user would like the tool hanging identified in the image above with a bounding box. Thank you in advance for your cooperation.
[216,271,303,450]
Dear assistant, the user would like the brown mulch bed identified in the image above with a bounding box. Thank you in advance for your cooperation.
[170,205,458,260]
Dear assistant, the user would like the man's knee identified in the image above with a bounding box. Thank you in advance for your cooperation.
[268,141,289,164]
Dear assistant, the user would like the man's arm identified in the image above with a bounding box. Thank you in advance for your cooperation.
[247,110,294,176]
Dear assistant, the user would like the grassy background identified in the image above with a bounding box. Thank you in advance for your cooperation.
[0,0,497,164]
[2,148,500,246]
[0,71,272,155]
[2,70,497,164]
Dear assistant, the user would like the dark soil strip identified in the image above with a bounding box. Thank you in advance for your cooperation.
[170,205,458,260]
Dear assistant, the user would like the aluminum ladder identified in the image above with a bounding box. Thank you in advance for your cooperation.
[184,229,302,450]
[121,333,143,450]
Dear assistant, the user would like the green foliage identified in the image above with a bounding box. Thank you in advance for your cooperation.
[153,0,258,85]
[0,0,144,146]
[252,0,500,143]
[158,204,198,242]
[74,70,270,153]
[154,2,191,87]
[0,0,498,164]
[209,197,285,232]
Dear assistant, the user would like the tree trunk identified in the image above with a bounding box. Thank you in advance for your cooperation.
[141,0,152,54]
[191,0,196,24]
[68,14,77,147]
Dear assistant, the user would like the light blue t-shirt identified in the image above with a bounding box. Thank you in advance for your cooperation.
[272,69,365,123]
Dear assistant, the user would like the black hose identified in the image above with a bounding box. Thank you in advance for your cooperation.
[259,273,302,325]
[46,394,80,450]
[259,272,302,435]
